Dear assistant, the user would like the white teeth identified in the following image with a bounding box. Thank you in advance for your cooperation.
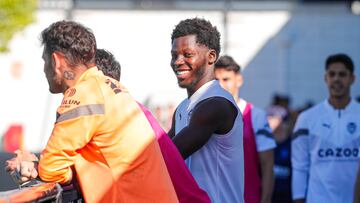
[176,70,190,75]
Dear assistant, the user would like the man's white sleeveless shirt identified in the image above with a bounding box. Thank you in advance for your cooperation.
[174,80,245,203]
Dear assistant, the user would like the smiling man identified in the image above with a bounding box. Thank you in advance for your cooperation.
[95,48,211,203]
[168,18,245,203]
[292,53,360,203]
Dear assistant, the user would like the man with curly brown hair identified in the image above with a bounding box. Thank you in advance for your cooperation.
[6,20,178,203]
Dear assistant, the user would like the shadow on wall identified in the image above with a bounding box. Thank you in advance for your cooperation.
[241,4,360,108]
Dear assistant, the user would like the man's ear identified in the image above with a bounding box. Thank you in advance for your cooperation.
[324,73,328,84]
[350,74,356,85]
[237,73,244,89]
[52,52,64,75]
[208,49,217,65]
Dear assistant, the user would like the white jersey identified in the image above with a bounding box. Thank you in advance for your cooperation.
[238,99,276,152]
[291,99,360,203]
[174,80,244,203]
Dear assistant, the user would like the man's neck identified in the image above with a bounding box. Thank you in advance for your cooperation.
[328,96,351,109]
[232,92,240,104]
[186,73,215,98]
[62,65,90,93]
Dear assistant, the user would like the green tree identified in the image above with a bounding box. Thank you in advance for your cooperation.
[0,0,38,52]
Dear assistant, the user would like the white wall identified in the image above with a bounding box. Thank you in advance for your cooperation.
[1,3,358,151]
[73,10,224,105]
[240,4,360,109]
[0,10,67,152]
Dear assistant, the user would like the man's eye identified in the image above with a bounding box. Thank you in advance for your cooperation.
[184,53,193,58]
[328,72,335,77]
[339,72,347,77]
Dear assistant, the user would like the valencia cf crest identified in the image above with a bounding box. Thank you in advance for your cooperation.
[347,122,356,134]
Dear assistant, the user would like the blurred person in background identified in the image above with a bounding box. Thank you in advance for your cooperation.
[266,105,292,203]
[166,103,175,131]
[95,48,211,203]
[169,17,245,203]
[292,53,360,203]
[154,105,167,129]
[5,20,178,203]
[271,94,298,134]
[214,55,276,203]
[95,48,121,81]
[267,99,313,203]
[272,94,290,110]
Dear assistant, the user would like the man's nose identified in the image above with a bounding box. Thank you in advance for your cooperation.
[333,73,342,80]
[174,55,185,66]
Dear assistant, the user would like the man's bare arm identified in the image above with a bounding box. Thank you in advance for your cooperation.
[172,97,237,159]
[259,149,275,203]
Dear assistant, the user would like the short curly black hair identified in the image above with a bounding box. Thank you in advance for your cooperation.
[40,20,97,68]
[171,17,221,59]
[325,53,354,74]
[96,49,121,81]
[214,55,241,73]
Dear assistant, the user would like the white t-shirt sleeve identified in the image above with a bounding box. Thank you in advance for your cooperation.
[291,112,310,200]
[252,107,276,152]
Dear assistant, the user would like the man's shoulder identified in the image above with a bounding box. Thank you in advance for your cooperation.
[238,99,266,119]
[249,104,267,117]
[73,74,103,94]
[349,99,360,111]
[196,96,237,112]
[192,97,240,129]
[294,102,326,130]
[298,101,325,119]
[57,78,104,114]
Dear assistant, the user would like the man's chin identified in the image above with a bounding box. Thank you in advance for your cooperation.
[49,88,62,94]
[330,92,346,98]
[177,81,187,89]
[177,81,197,90]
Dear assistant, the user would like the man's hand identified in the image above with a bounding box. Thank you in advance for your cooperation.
[14,150,39,162]
[5,150,39,185]
[19,161,38,182]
